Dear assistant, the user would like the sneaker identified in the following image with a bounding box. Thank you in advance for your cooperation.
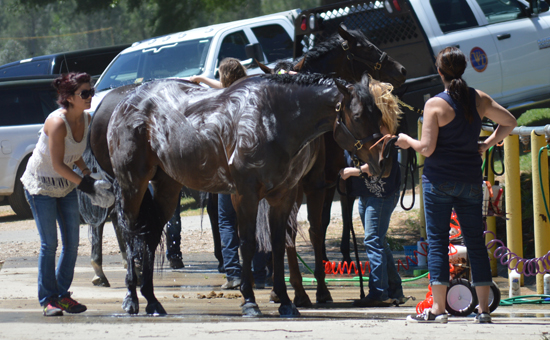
[53,296,87,314]
[221,278,241,290]
[168,257,185,269]
[406,310,448,323]
[474,312,492,323]
[43,303,63,317]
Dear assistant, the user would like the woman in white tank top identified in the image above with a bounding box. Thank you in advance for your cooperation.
[22,72,112,317]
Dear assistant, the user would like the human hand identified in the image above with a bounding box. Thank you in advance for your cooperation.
[78,175,115,208]
[395,133,411,149]
[339,167,359,180]
[478,141,490,155]
[189,76,200,84]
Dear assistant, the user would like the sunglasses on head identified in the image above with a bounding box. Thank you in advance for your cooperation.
[76,88,95,100]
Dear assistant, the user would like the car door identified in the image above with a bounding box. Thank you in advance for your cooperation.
[470,0,550,105]
[422,0,504,100]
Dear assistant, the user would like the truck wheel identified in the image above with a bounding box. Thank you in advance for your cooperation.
[474,281,501,314]
[446,278,477,316]
[8,159,33,219]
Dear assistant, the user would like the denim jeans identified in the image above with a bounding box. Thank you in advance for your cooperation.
[218,194,241,279]
[423,180,492,287]
[358,191,403,301]
[25,189,80,306]
[165,192,182,260]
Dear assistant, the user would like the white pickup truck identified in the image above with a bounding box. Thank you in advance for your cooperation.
[90,9,300,111]
[295,0,550,134]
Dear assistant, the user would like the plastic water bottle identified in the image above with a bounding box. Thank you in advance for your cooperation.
[509,270,521,298]
[544,273,550,295]
[417,237,427,266]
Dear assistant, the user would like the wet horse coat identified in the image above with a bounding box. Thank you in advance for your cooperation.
[106,73,388,316]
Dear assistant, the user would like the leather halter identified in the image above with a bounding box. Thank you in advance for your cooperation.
[341,40,388,80]
[334,102,383,159]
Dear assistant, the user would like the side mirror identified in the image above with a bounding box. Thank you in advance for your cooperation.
[245,43,264,63]
[536,0,550,13]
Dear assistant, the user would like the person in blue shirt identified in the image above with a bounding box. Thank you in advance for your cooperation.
[397,47,516,324]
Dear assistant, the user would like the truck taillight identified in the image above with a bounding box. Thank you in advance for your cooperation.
[301,17,307,31]
[393,0,401,11]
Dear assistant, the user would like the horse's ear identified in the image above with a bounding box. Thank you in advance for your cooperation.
[294,57,305,72]
[257,60,273,74]
[335,79,352,96]
[338,23,357,46]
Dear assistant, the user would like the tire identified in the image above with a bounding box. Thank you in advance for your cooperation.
[474,281,501,314]
[446,278,478,316]
[8,158,33,219]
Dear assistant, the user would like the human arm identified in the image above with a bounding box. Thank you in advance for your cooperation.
[74,158,92,177]
[189,75,223,89]
[475,89,517,154]
[339,163,371,180]
[395,98,442,157]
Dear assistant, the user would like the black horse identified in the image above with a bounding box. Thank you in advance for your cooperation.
[258,24,406,306]
[98,73,392,317]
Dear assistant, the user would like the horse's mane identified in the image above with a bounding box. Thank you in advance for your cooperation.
[259,72,349,87]
[364,75,402,134]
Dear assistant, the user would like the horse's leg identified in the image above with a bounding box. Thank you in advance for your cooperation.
[90,219,110,287]
[232,191,262,317]
[340,195,356,264]
[269,190,301,317]
[111,209,128,267]
[141,171,182,315]
[303,147,333,304]
[284,185,312,308]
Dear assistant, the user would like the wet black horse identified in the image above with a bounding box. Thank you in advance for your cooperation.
[83,24,406,293]
[100,72,392,317]
[258,24,406,306]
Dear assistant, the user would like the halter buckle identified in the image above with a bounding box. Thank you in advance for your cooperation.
[354,140,364,150]
[341,41,349,51]
[374,62,382,71]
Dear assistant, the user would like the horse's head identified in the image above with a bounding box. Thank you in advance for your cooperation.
[333,74,402,178]
[336,24,407,88]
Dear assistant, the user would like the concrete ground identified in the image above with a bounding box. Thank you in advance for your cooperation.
[1,196,550,339]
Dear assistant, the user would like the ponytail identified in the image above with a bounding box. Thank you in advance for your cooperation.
[436,47,472,123]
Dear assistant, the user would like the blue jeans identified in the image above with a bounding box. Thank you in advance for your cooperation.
[218,194,268,282]
[358,191,403,301]
[25,189,81,306]
[218,194,241,279]
[165,192,182,260]
[423,180,492,287]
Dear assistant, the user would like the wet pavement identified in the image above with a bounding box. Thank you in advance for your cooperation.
[1,249,550,340]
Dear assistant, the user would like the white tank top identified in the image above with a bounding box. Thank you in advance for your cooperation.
[21,109,89,197]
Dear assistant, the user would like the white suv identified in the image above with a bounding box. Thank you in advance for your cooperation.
[0,77,58,218]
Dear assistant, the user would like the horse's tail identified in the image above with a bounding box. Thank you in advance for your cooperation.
[255,199,300,252]
[78,122,112,226]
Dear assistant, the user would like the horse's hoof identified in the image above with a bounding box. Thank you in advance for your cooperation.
[316,291,333,304]
[241,302,262,317]
[92,275,111,287]
[293,294,313,308]
[146,301,167,315]
[279,303,300,317]
[269,290,280,303]
[122,292,139,314]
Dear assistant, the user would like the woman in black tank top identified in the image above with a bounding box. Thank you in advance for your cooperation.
[396,47,517,324]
